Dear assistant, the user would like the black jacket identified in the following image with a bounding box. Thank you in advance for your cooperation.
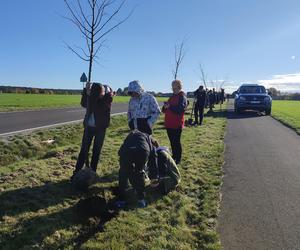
[81,88,113,130]
[194,89,206,106]
[118,131,158,179]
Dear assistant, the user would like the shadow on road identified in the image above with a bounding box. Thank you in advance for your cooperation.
[227,109,266,120]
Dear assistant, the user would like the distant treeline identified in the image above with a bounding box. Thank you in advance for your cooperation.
[0,85,238,98]
[265,87,300,101]
[0,86,82,95]
[272,93,300,100]
[0,86,174,97]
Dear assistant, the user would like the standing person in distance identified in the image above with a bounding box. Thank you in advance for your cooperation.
[162,80,187,164]
[127,80,160,135]
[71,82,113,180]
[193,85,206,126]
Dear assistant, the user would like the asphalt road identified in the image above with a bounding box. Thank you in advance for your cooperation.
[0,103,128,136]
[218,102,300,249]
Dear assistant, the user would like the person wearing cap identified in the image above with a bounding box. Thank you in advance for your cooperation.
[127,80,160,135]
[162,79,187,164]
[71,82,113,180]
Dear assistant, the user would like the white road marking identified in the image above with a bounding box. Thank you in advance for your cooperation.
[0,112,127,137]
[66,110,85,113]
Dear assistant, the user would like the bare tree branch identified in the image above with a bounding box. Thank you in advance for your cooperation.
[198,63,208,89]
[94,0,125,36]
[94,0,111,28]
[172,40,186,80]
[92,40,106,58]
[76,0,92,28]
[87,0,93,9]
[64,0,132,82]
[94,3,133,43]
[61,14,92,40]
[64,41,89,61]
[64,0,92,35]
[75,45,90,58]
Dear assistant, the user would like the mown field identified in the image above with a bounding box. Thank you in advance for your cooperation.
[0,93,167,112]
[272,100,300,134]
[0,107,226,249]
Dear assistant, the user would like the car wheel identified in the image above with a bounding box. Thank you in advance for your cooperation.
[236,108,242,114]
[265,109,271,115]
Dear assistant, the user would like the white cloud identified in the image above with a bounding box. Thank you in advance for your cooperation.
[291,56,296,60]
[258,73,300,92]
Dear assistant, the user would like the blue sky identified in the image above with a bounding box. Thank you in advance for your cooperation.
[1,0,300,93]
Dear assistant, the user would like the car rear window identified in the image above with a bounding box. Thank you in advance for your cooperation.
[239,86,266,94]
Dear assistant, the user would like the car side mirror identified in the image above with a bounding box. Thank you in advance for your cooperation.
[268,91,272,96]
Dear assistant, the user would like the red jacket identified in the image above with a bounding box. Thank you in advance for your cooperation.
[163,91,187,129]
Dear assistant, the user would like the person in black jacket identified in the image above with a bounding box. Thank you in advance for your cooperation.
[72,82,113,179]
[193,85,206,125]
[116,130,158,208]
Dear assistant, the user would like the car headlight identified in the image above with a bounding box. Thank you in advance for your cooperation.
[239,96,246,101]
[264,96,270,102]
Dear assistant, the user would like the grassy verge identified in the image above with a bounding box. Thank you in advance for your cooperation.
[0,107,226,249]
[272,100,300,134]
[0,94,167,112]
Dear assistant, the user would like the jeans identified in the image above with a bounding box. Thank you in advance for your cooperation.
[75,126,106,172]
[166,128,182,164]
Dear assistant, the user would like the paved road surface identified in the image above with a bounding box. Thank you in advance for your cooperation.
[218,102,300,249]
[0,103,128,136]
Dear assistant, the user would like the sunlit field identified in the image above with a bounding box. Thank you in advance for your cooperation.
[272,100,300,134]
[0,93,167,112]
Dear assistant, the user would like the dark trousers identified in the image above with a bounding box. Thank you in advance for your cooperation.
[128,118,152,135]
[166,128,182,164]
[75,126,106,172]
[119,149,149,200]
[194,103,205,125]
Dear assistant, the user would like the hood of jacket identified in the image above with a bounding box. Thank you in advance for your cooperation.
[128,80,143,95]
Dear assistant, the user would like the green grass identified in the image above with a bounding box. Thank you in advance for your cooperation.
[272,100,300,134]
[0,107,226,249]
[0,93,167,111]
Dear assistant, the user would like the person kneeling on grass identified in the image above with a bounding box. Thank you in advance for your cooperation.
[115,130,159,209]
[152,139,181,194]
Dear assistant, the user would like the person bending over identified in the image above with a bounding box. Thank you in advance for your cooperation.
[116,130,158,208]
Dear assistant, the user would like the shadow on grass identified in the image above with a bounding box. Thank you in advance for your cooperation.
[0,171,118,218]
[205,109,228,118]
[0,179,76,218]
[0,204,78,249]
[0,171,167,249]
[70,184,166,248]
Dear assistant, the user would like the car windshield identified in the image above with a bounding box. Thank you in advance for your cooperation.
[239,86,266,94]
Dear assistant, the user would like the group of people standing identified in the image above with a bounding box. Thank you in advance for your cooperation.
[71,79,210,208]
[192,86,225,125]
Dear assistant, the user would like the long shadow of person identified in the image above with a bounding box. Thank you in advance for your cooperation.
[0,179,76,218]
[0,170,119,219]
[0,170,168,249]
